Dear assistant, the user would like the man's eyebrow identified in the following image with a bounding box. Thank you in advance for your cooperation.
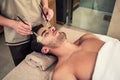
[41,30,46,36]
[41,27,52,36]
[48,26,51,29]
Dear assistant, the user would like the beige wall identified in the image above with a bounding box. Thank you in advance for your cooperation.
[107,1,120,40]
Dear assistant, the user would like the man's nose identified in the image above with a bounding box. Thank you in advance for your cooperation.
[49,27,56,32]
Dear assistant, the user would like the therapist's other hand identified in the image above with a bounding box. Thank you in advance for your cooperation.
[43,7,54,21]
[12,21,32,35]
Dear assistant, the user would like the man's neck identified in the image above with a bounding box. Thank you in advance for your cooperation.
[51,41,79,63]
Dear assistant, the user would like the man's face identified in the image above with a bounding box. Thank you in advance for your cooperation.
[37,26,67,48]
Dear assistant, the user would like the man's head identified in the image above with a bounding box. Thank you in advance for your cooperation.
[31,25,67,54]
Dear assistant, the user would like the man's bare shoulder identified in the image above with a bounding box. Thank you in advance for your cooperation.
[77,33,100,41]
[74,33,102,45]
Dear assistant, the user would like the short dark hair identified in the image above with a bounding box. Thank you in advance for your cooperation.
[32,24,43,34]
[31,24,44,53]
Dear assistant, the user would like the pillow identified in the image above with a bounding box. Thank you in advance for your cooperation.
[25,51,57,71]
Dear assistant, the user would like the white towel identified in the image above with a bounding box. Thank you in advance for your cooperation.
[25,51,57,71]
[92,38,120,80]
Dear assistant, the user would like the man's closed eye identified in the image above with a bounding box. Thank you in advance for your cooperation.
[43,31,49,37]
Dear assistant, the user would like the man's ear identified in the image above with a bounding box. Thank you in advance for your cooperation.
[41,47,50,54]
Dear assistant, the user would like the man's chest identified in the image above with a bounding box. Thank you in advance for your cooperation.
[70,52,97,79]
[53,53,97,80]
[53,64,76,80]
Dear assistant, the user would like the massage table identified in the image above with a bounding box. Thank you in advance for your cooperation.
[2,27,85,80]
[3,27,120,80]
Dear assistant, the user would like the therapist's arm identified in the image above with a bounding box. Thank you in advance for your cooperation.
[41,0,48,8]
[0,15,16,28]
[0,15,32,35]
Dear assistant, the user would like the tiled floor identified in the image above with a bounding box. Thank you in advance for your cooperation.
[72,7,112,35]
[0,33,15,80]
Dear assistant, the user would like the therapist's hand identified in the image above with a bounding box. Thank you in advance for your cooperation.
[42,7,54,21]
[12,20,32,35]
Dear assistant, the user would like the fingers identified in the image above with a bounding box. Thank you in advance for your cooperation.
[14,21,32,35]
[47,9,54,21]
[24,21,32,30]
[17,26,32,35]
[42,8,54,21]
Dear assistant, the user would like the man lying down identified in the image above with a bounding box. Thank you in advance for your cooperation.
[31,25,120,80]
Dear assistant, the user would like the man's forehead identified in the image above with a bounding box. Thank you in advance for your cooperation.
[41,27,48,31]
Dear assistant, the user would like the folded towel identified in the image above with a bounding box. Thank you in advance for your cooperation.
[25,51,57,71]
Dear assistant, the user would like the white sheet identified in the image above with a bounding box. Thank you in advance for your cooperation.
[92,35,120,80]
